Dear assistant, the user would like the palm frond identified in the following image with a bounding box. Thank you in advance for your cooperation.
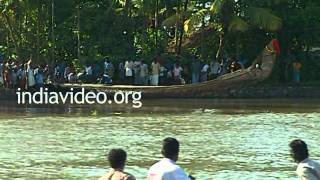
[210,0,224,14]
[114,0,126,7]
[184,9,208,33]
[247,7,282,31]
[272,0,289,5]
[228,15,249,32]
[162,14,179,27]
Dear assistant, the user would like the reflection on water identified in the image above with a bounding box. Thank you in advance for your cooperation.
[0,99,319,179]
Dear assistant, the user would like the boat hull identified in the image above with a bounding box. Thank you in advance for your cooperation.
[61,40,277,98]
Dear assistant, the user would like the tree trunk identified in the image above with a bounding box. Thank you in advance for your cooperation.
[175,0,181,54]
[177,0,189,55]
[125,0,132,17]
[216,33,225,63]
[36,0,41,63]
[6,32,10,60]
[77,4,81,61]
[124,0,134,55]
[216,1,230,63]
[2,13,20,60]
[200,2,205,58]
[51,0,55,65]
[154,0,159,51]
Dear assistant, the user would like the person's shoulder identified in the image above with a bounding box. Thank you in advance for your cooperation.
[98,172,113,180]
[99,171,136,180]
[300,159,319,166]
[297,159,320,172]
[310,159,320,169]
[149,161,162,170]
[149,159,178,173]
[172,164,186,173]
[310,159,320,164]
[122,172,136,180]
[164,164,190,180]
[298,165,320,180]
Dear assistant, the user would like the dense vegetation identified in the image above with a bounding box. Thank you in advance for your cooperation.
[0,0,319,82]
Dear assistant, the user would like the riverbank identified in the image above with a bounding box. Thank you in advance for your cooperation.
[0,83,319,101]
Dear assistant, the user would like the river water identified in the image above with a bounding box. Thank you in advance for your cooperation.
[0,99,319,180]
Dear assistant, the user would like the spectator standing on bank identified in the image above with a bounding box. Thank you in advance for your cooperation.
[200,63,209,82]
[182,64,190,84]
[17,64,27,89]
[173,63,183,85]
[140,60,149,86]
[85,64,93,83]
[9,63,17,88]
[118,61,125,82]
[26,60,36,89]
[64,65,71,82]
[0,63,3,85]
[159,65,167,85]
[3,63,9,88]
[191,58,201,84]
[151,58,160,86]
[210,60,220,80]
[133,60,141,85]
[125,60,134,85]
[293,61,302,83]
[105,59,114,79]
[34,65,44,88]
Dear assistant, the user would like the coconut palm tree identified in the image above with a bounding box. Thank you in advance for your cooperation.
[184,0,283,62]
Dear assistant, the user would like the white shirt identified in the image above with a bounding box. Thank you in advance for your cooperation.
[296,158,320,180]
[151,62,160,75]
[104,61,110,70]
[211,62,220,74]
[125,61,133,77]
[201,64,209,73]
[173,67,183,77]
[133,61,141,69]
[147,158,191,180]
[27,67,36,87]
[140,64,148,77]
[0,64,3,76]
[85,66,93,75]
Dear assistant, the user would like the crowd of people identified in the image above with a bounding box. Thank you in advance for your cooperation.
[0,60,49,90]
[99,138,320,180]
[115,55,243,86]
[0,55,245,89]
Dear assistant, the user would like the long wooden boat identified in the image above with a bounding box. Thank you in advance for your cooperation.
[61,40,277,98]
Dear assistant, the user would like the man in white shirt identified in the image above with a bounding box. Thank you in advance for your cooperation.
[104,59,114,78]
[210,60,221,79]
[0,63,3,85]
[27,62,36,88]
[125,60,134,85]
[147,137,195,180]
[151,59,160,86]
[140,61,149,86]
[133,60,141,85]
[200,63,209,82]
[85,65,93,76]
[289,139,320,180]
